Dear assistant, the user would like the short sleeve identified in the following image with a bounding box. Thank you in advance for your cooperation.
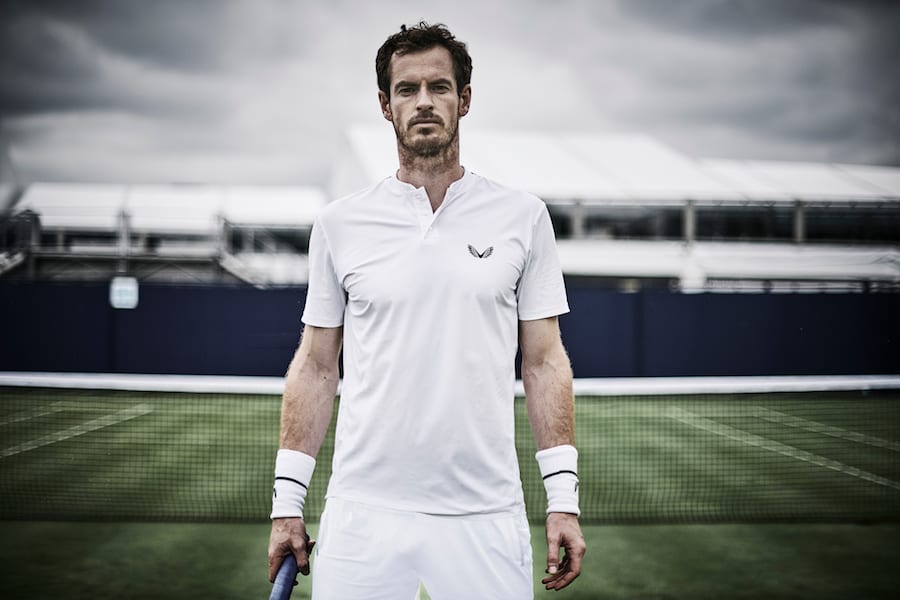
[301,217,346,327]
[516,205,569,321]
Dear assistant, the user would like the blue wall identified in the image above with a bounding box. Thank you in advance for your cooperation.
[559,289,899,377]
[1,281,897,377]
[0,282,304,377]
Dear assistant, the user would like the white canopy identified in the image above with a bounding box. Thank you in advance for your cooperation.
[16,183,124,230]
[16,183,327,234]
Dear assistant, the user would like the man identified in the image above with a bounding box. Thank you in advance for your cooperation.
[267,22,585,599]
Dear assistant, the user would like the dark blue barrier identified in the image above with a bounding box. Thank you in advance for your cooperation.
[636,292,898,376]
[1,281,306,377]
[0,281,111,372]
[559,288,640,377]
[558,287,898,377]
[112,284,306,376]
[1,281,897,377]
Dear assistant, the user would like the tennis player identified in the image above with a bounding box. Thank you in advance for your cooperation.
[267,22,585,599]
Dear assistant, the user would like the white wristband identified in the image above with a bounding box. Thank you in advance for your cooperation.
[536,444,580,516]
[270,449,316,519]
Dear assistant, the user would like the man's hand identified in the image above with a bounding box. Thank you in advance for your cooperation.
[542,512,586,591]
[268,517,315,583]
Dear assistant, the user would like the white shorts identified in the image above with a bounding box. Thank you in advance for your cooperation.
[311,497,534,600]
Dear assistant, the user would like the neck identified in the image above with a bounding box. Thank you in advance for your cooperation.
[396,141,464,212]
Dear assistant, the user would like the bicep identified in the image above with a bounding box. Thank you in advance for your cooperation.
[291,324,343,374]
[519,316,564,368]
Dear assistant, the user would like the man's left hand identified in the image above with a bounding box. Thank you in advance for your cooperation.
[542,512,586,590]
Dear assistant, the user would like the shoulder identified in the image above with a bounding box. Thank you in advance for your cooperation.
[315,177,394,228]
[466,170,548,220]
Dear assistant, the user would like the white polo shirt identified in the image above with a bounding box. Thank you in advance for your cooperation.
[302,168,569,515]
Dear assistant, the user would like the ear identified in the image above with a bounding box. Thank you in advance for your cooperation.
[458,84,472,117]
[378,91,393,121]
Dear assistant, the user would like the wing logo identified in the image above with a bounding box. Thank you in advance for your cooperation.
[468,244,494,259]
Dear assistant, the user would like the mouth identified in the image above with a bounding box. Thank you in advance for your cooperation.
[409,117,443,127]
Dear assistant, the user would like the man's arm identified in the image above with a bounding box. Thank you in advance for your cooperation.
[267,324,342,583]
[520,316,586,591]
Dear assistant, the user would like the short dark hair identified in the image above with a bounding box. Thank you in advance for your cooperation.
[376,22,473,98]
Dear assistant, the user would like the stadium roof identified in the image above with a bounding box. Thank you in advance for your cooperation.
[333,125,900,206]
[15,183,327,234]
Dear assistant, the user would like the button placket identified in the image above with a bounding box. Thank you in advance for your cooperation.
[410,190,440,243]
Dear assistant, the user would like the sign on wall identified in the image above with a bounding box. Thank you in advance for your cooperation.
[109,276,139,309]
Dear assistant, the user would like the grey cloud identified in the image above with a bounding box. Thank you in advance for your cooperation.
[617,0,862,39]
[2,0,240,73]
[1,0,898,187]
[0,0,334,119]
[579,0,900,165]
[0,11,108,115]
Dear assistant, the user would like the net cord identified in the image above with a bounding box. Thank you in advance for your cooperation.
[2,372,899,396]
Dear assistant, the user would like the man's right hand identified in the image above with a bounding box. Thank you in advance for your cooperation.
[268,517,315,583]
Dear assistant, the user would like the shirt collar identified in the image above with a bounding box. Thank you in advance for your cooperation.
[385,166,474,196]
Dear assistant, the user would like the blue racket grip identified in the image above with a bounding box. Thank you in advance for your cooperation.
[269,554,299,600]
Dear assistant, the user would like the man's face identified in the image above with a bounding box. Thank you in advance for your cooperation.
[379,45,471,157]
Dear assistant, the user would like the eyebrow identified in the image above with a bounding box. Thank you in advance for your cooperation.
[393,77,454,91]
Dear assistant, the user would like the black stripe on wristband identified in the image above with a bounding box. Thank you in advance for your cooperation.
[542,469,578,480]
[274,476,308,490]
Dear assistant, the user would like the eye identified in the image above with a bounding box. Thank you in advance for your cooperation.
[431,83,451,93]
[397,86,416,96]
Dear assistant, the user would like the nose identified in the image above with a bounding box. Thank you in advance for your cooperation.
[415,84,434,110]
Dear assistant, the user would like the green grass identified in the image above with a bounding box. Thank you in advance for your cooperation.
[2,387,900,597]
[1,521,898,599]
[2,388,898,523]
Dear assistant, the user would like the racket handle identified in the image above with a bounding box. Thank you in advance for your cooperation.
[269,554,299,600]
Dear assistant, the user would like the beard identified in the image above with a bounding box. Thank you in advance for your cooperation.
[395,117,459,159]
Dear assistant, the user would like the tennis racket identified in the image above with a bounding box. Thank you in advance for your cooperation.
[269,554,299,600]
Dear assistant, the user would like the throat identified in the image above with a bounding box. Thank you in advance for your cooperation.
[398,163,465,212]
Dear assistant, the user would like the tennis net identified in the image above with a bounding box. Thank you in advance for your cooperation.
[1,373,898,523]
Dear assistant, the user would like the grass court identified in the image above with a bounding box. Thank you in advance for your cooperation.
[1,385,899,597]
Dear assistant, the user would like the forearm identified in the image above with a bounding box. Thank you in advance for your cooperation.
[278,329,341,457]
[270,326,340,524]
[520,318,585,589]
[523,342,575,450]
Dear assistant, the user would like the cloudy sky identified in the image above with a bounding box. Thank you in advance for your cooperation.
[1,0,898,186]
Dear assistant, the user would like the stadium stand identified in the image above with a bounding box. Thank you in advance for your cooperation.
[2,127,899,291]
[2,183,326,285]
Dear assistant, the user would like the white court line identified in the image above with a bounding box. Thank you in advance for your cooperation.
[668,407,900,491]
[753,407,900,452]
[0,402,66,427]
[0,404,152,459]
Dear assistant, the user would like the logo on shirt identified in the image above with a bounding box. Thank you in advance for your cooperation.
[468,244,494,259]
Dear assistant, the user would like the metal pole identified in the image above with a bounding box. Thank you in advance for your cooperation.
[793,199,806,243]
[571,200,586,239]
[117,209,130,273]
[683,199,696,243]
